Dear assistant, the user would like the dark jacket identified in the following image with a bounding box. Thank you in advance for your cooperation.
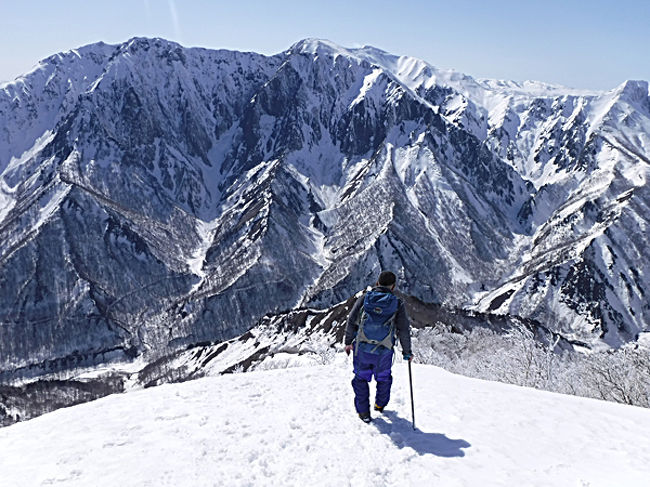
[344,286,412,355]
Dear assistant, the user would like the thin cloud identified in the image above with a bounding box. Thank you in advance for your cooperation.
[167,0,182,41]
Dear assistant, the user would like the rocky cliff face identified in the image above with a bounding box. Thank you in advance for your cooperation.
[0,37,648,380]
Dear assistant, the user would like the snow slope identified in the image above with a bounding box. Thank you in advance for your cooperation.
[1,360,649,486]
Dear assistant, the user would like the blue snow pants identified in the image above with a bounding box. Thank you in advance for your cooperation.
[351,349,394,414]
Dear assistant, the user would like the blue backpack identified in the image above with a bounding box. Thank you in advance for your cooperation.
[355,290,399,355]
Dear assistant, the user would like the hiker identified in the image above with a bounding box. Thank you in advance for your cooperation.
[344,271,413,423]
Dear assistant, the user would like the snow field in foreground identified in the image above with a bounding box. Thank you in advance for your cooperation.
[1,360,650,486]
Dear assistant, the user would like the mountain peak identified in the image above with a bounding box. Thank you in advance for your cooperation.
[287,38,396,66]
[123,36,181,49]
[114,36,187,59]
[614,79,650,103]
[288,38,343,55]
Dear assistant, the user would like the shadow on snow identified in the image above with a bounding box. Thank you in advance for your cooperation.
[372,410,471,458]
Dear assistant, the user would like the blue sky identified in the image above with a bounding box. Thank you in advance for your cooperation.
[1,0,648,90]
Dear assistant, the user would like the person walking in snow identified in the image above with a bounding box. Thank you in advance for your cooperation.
[344,271,413,423]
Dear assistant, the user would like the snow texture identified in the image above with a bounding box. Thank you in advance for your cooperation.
[1,361,649,486]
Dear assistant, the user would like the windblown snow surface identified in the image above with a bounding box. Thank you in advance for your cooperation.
[1,357,650,486]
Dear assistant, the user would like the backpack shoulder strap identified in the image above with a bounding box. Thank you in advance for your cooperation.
[353,291,368,356]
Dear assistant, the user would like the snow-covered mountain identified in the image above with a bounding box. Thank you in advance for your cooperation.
[2,361,650,486]
[1,37,649,383]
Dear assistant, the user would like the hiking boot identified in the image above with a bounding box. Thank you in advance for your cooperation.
[358,411,372,423]
[374,404,385,413]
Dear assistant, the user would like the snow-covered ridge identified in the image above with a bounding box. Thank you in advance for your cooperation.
[1,362,650,486]
[290,38,604,97]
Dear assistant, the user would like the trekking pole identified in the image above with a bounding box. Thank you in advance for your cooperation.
[408,360,415,430]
